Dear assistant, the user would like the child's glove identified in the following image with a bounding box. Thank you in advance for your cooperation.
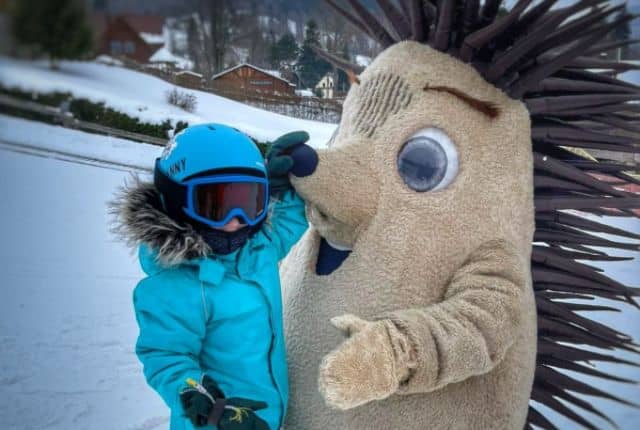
[265,131,316,197]
[180,375,269,429]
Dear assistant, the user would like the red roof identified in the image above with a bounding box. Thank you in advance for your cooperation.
[121,14,164,35]
[92,13,164,39]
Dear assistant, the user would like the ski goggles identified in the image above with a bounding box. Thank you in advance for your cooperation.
[154,160,269,229]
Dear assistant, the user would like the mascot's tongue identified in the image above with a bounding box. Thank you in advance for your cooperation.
[316,237,351,275]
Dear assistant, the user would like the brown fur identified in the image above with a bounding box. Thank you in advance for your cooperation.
[108,177,211,266]
[282,41,536,429]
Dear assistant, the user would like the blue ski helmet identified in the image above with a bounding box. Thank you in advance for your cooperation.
[153,123,268,230]
[157,123,266,181]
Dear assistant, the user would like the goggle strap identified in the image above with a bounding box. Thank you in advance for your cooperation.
[154,164,188,222]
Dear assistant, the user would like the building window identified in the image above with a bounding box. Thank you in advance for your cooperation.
[110,41,123,55]
[249,80,273,86]
[124,41,135,54]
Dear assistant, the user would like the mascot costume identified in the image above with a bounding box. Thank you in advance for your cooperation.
[281,1,640,429]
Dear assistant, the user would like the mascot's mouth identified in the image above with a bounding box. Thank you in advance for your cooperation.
[315,236,352,276]
[307,204,354,275]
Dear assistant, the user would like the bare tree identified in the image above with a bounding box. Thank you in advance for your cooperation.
[183,0,231,77]
[185,13,208,75]
[207,0,228,74]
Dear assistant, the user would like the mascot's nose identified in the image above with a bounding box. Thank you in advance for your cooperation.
[290,143,318,177]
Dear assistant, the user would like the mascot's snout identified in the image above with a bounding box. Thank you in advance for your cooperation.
[289,144,318,178]
[289,136,379,251]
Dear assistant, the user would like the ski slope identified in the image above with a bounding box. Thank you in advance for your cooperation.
[0,114,638,430]
[1,51,639,428]
[0,56,337,147]
[0,117,164,430]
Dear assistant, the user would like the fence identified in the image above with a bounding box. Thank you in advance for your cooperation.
[0,93,167,146]
[116,58,342,123]
[208,83,343,123]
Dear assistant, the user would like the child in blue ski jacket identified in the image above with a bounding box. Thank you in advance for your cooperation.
[112,124,313,430]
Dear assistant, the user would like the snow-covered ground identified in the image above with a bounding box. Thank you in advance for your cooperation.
[0,115,159,171]
[0,115,638,429]
[0,55,639,429]
[0,120,164,430]
[0,56,336,147]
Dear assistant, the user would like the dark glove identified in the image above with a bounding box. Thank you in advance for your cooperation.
[180,375,269,429]
[218,398,269,430]
[265,131,312,197]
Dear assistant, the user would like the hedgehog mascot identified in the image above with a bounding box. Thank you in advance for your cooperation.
[280,1,640,429]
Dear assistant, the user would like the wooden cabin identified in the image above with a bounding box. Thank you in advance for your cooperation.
[211,64,296,95]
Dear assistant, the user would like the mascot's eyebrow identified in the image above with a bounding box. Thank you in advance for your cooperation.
[424,85,499,119]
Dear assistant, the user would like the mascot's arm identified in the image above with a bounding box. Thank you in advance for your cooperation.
[387,239,526,394]
[319,240,526,409]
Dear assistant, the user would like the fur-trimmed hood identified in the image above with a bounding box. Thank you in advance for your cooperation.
[109,177,211,267]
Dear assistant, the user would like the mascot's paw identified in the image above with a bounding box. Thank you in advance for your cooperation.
[318,314,408,410]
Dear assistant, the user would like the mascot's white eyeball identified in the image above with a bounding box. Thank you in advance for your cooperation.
[397,128,459,192]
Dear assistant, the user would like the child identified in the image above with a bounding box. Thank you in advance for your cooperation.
[112,123,312,429]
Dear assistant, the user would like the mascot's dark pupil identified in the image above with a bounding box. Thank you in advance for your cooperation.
[398,137,447,192]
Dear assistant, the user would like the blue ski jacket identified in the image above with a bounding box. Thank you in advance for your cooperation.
[119,181,307,430]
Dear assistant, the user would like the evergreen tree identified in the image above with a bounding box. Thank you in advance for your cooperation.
[336,42,350,93]
[269,33,298,69]
[12,0,92,69]
[296,20,331,89]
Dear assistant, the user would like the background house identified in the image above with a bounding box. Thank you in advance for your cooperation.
[96,14,165,63]
[314,73,334,99]
[211,63,296,95]
[174,70,204,89]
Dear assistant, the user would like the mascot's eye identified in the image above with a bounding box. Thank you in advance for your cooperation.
[397,128,459,192]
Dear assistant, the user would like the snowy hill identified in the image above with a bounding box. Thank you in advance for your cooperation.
[0,56,639,429]
[0,56,336,147]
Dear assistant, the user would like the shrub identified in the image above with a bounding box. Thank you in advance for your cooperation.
[165,87,198,113]
[1,86,189,140]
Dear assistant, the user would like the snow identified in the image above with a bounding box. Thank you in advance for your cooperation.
[139,32,165,45]
[0,56,336,147]
[531,215,640,429]
[0,115,638,429]
[148,46,193,70]
[1,51,639,429]
[287,19,297,36]
[0,115,159,171]
[175,71,203,78]
[295,89,315,97]
[95,55,124,67]
[355,55,372,68]
[264,69,283,79]
[0,122,164,429]
[619,62,640,87]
